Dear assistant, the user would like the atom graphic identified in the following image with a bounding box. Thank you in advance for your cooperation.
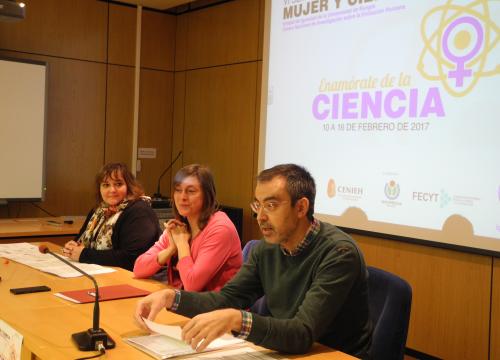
[418,0,500,97]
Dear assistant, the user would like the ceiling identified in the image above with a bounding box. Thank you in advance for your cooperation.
[113,0,196,11]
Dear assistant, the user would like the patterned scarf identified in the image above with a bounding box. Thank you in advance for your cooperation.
[78,200,130,250]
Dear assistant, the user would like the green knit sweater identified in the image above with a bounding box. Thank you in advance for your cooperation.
[176,221,372,358]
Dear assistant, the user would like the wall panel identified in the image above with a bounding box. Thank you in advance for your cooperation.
[0,0,107,62]
[354,235,491,360]
[141,10,176,71]
[257,0,265,61]
[174,14,188,71]
[105,65,135,166]
[137,69,174,197]
[492,258,500,360]
[183,0,259,69]
[0,50,106,217]
[183,62,258,241]
[172,71,187,177]
[108,4,136,66]
[43,58,107,216]
[250,60,263,241]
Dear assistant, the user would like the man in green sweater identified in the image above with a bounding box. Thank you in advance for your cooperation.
[135,164,372,358]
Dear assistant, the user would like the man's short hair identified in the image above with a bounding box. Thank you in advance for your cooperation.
[257,164,316,221]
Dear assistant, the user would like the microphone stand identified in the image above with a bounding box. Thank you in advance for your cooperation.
[39,246,115,351]
[153,150,182,200]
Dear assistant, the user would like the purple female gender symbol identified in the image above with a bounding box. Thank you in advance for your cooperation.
[442,16,484,87]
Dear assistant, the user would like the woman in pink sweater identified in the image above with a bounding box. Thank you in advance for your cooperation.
[133,164,242,291]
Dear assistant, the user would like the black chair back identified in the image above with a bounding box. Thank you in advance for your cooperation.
[368,266,412,360]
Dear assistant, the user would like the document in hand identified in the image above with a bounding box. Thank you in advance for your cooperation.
[124,317,245,359]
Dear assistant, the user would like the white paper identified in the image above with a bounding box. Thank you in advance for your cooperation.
[126,334,192,358]
[125,318,245,359]
[53,292,82,303]
[142,318,244,349]
[185,346,287,359]
[0,319,23,360]
[143,318,184,339]
[0,243,115,278]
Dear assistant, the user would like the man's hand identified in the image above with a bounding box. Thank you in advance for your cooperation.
[181,309,242,352]
[134,289,176,330]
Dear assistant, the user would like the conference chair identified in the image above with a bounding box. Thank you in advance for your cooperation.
[367,266,412,360]
[242,240,270,316]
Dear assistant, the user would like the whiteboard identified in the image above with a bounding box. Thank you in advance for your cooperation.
[0,57,47,200]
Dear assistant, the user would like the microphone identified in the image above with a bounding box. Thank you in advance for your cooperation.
[38,244,115,351]
[153,150,182,200]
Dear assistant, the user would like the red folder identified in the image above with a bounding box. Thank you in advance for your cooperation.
[55,284,150,304]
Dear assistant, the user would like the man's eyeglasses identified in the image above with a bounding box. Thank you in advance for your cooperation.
[250,200,289,215]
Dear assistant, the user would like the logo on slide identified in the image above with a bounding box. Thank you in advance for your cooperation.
[384,180,400,200]
[418,0,500,96]
[327,178,364,202]
[440,189,451,208]
[327,178,336,198]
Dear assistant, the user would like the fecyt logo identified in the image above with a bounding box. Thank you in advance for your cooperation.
[412,192,438,202]
[384,180,400,200]
[440,189,451,208]
[418,0,500,96]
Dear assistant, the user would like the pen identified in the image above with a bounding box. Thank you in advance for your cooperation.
[46,220,63,227]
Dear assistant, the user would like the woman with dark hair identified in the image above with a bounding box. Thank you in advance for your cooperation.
[133,164,242,291]
[63,163,161,271]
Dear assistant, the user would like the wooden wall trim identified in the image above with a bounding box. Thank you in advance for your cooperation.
[355,234,491,359]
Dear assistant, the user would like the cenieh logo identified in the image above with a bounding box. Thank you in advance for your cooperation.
[283,0,329,19]
[327,178,363,200]
[337,185,363,195]
[418,1,500,97]
[327,178,336,198]
[384,180,400,200]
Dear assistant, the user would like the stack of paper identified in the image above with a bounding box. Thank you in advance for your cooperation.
[125,318,245,359]
[0,242,115,278]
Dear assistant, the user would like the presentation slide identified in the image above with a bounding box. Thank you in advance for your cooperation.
[262,0,500,252]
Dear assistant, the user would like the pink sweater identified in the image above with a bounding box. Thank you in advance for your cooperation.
[133,211,242,291]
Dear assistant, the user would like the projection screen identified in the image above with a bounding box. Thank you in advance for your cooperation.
[0,57,47,201]
[260,0,500,253]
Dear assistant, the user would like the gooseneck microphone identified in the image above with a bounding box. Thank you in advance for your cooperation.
[153,150,183,200]
[38,244,115,351]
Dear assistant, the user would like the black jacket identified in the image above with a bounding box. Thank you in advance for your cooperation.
[77,199,161,271]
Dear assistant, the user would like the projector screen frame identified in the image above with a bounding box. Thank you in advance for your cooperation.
[339,226,500,258]
[258,0,500,257]
[0,56,48,202]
